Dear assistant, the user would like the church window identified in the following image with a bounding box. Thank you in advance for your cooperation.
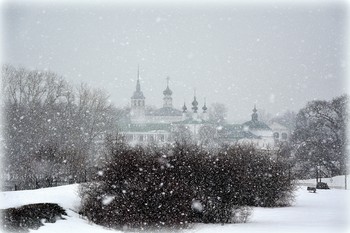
[149,135,154,142]
[159,134,165,142]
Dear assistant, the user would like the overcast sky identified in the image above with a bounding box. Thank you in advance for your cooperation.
[2,1,348,123]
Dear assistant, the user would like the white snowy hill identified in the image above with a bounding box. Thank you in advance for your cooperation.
[0,182,349,233]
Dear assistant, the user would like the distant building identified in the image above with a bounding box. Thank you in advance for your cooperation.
[269,122,290,144]
[121,68,209,145]
[237,105,275,149]
[120,68,290,148]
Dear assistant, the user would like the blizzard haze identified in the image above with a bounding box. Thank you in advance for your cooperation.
[2,1,348,122]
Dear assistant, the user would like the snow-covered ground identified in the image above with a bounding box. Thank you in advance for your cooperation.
[0,183,349,233]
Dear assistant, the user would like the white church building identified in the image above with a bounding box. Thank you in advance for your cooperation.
[120,69,290,148]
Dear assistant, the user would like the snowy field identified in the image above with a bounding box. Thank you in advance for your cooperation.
[1,183,349,233]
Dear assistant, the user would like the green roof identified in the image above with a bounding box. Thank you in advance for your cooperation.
[149,107,182,116]
[173,118,207,125]
[242,120,271,130]
[222,124,243,131]
[118,123,171,132]
[219,124,260,140]
[226,130,260,140]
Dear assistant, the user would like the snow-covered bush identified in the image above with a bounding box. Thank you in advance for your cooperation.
[0,203,67,232]
[79,136,295,229]
[80,141,195,229]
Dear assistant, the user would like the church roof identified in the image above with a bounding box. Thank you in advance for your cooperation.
[227,130,261,140]
[241,105,271,130]
[132,90,145,99]
[242,120,271,130]
[182,102,187,112]
[223,124,243,131]
[119,123,171,132]
[163,77,173,96]
[220,124,261,140]
[191,96,198,112]
[131,67,145,99]
[173,117,207,125]
[149,107,182,116]
[163,86,173,96]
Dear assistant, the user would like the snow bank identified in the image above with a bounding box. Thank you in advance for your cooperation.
[1,184,349,233]
[0,184,80,210]
[186,187,349,233]
[0,184,121,233]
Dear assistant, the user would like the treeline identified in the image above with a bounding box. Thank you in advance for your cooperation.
[1,65,127,190]
[291,95,348,180]
[80,136,295,229]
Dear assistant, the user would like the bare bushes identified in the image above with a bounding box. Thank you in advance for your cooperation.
[79,137,295,229]
[2,65,122,190]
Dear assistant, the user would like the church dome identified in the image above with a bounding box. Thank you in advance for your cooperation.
[192,98,198,107]
[192,96,198,112]
[182,102,187,112]
[242,105,271,130]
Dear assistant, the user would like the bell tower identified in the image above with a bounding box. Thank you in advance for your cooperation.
[130,66,146,123]
[192,90,199,120]
[163,77,173,108]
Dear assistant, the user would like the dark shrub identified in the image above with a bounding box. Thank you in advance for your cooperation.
[0,203,67,232]
[79,136,295,229]
[80,143,195,229]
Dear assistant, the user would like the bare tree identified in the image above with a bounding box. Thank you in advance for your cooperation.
[198,124,217,147]
[271,110,297,131]
[291,95,348,184]
[2,65,72,189]
[2,65,123,189]
[208,103,227,124]
[170,125,193,144]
